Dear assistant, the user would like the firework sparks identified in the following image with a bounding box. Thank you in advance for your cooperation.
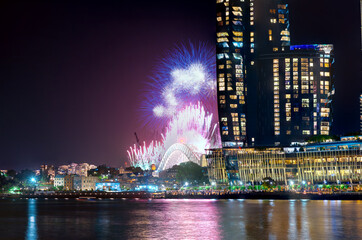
[128,103,220,170]
[127,141,164,170]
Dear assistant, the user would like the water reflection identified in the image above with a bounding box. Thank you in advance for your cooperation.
[158,199,221,239]
[26,199,38,240]
[0,199,360,239]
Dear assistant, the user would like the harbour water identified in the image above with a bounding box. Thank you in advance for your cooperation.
[0,199,361,239]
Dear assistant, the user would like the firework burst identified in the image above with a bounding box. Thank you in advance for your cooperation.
[141,42,217,128]
[128,42,221,170]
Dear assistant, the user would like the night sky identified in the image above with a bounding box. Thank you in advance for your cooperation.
[0,0,360,170]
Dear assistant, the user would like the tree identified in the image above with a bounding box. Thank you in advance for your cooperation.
[7,170,16,178]
[175,161,209,185]
[262,177,276,189]
[125,166,144,175]
[15,169,36,184]
[88,165,120,178]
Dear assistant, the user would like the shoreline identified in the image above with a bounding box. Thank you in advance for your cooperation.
[1,191,361,201]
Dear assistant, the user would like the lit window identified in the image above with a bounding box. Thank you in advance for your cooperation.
[233,31,243,37]
[217,37,228,43]
[230,104,238,108]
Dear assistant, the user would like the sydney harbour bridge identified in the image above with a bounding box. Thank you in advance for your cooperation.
[156,143,202,172]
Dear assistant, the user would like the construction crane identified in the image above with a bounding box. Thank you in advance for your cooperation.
[134,132,140,147]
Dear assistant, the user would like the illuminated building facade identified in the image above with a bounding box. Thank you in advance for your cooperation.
[95,182,121,192]
[207,140,362,185]
[216,0,334,147]
[54,175,65,188]
[258,44,334,145]
[64,175,99,191]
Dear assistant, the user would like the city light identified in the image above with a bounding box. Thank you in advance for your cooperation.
[30,177,36,183]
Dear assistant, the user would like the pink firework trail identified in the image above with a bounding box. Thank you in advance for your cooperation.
[128,103,221,170]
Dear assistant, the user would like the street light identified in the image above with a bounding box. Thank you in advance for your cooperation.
[30,177,36,183]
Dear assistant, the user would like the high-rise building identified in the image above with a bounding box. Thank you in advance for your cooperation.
[257,44,334,145]
[360,93,362,133]
[216,0,249,147]
[216,0,334,147]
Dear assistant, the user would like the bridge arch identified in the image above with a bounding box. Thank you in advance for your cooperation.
[157,143,200,172]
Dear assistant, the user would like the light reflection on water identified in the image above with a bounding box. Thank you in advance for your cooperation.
[26,199,37,240]
[0,199,360,239]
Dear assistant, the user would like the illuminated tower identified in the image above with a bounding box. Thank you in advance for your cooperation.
[216,0,290,147]
[216,0,248,147]
[216,0,334,147]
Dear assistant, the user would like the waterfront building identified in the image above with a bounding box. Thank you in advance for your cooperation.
[64,175,75,190]
[216,0,334,147]
[207,139,362,185]
[54,175,65,188]
[73,176,99,191]
[95,182,121,192]
[64,175,99,191]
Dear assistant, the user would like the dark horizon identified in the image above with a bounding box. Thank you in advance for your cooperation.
[0,0,361,170]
